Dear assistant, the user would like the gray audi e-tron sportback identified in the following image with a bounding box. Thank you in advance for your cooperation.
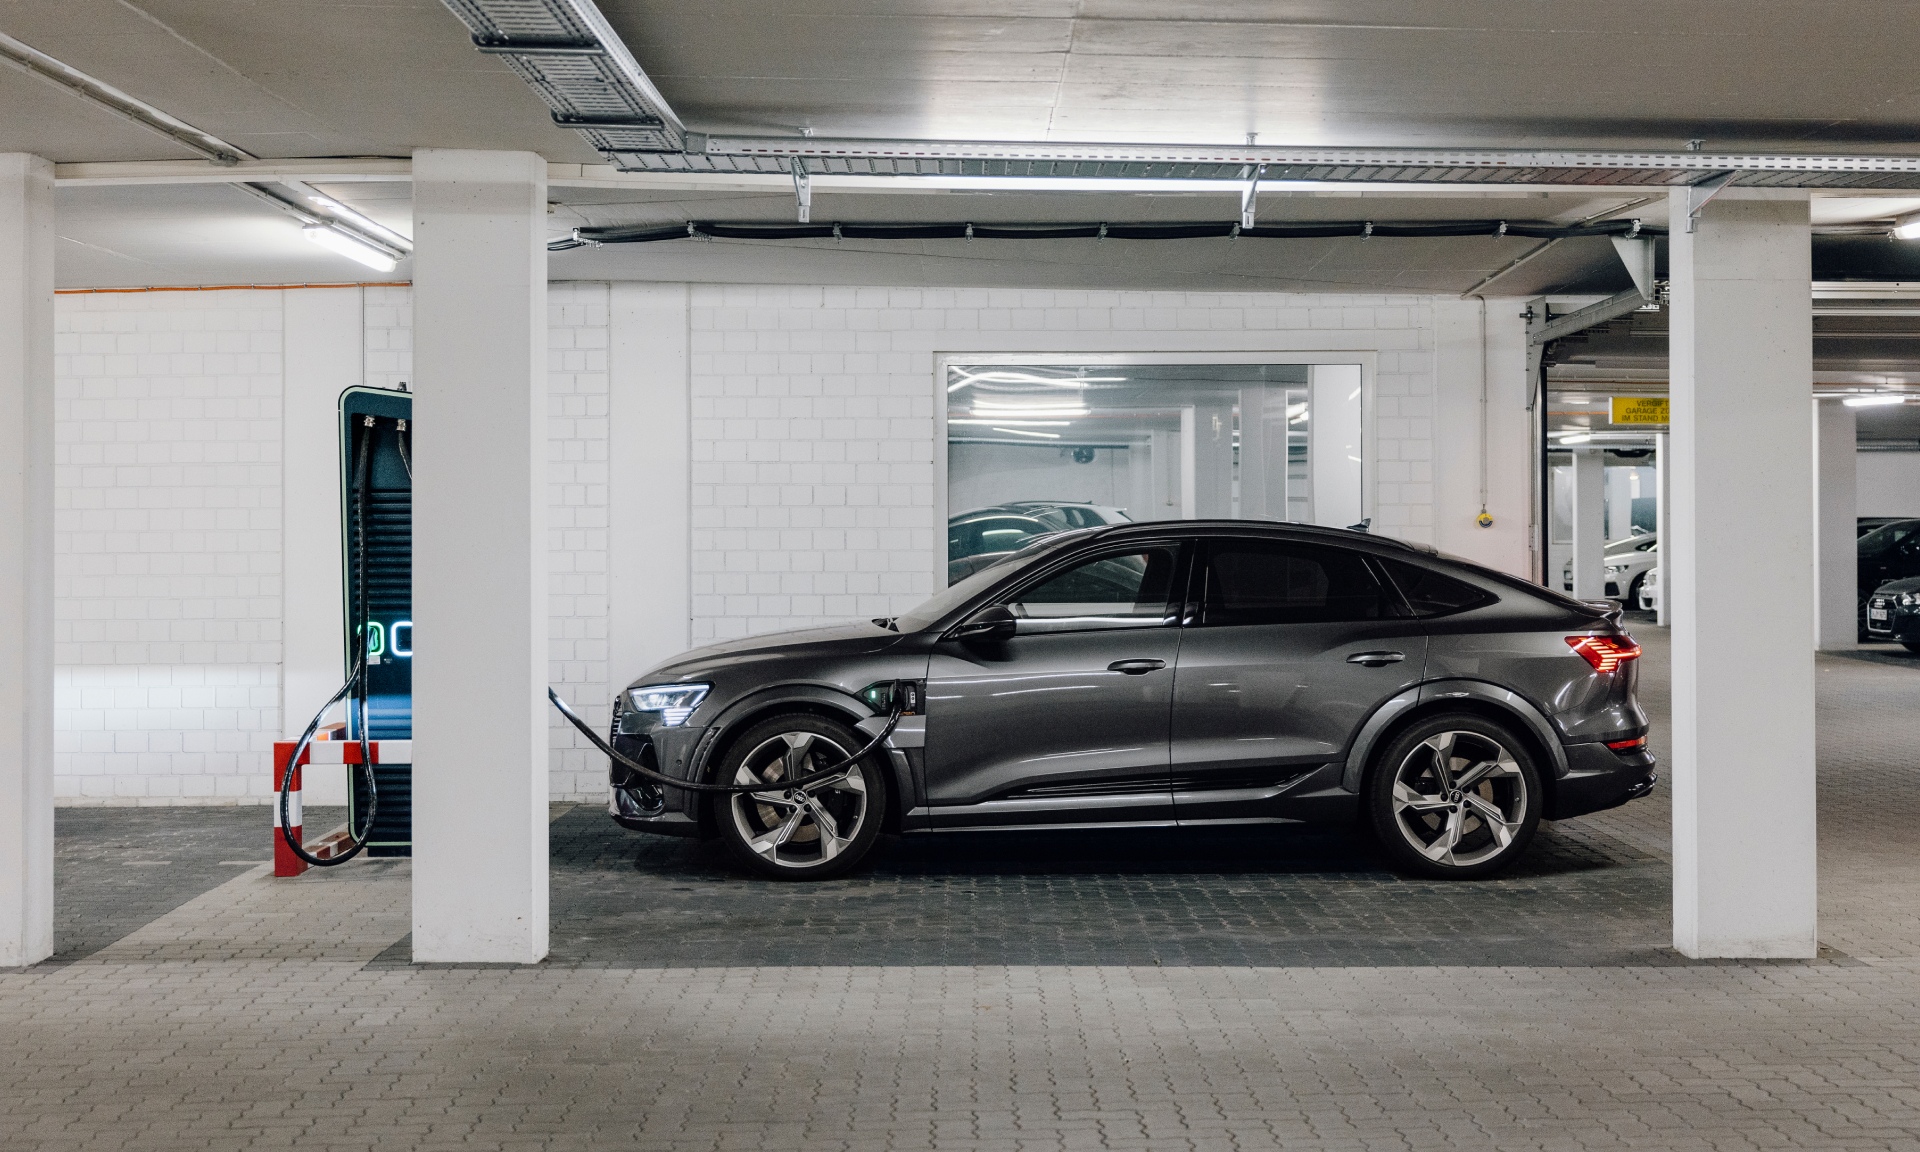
[608,521,1655,881]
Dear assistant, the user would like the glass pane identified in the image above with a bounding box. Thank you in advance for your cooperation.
[944,363,1363,583]
[1010,548,1177,624]
[1202,542,1391,625]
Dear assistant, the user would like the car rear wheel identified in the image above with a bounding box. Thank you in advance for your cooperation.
[713,714,888,881]
[1368,714,1542,880]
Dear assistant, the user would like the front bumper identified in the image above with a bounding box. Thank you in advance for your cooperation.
[606,724,710,837]
[1864,595,1920,642]
[1548,739,1657,820]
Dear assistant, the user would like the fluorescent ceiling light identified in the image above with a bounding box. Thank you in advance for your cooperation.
[948,370,1126,392]
[948,419,1070,427]
[304,192,412,250]
[1844,393,1908,406]
[1894,214,1920,241]
[991,427,1061,439]
[304,224,397,272]
[974,409,1090,420]
[1558,432,1593,444]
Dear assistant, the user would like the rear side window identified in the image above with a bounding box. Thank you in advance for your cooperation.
[1200,541,1393,625]
[1378,558,1498,617]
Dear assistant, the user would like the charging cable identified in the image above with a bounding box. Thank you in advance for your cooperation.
[548,681,911,796]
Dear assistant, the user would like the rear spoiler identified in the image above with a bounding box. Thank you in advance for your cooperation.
[1579,598,1625,624]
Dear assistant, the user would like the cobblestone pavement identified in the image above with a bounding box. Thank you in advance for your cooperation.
[8,625,1920,1152]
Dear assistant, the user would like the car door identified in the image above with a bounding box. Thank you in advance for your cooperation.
[1169,537,1427,824]
[922,541,1188,829]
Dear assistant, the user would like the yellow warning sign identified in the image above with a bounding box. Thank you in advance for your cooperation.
[1610,396,1670,426]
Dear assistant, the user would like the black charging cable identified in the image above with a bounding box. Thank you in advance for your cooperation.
[277,417,381,867]
[548,682,910,796]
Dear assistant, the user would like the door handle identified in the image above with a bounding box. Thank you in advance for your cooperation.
[1346,651,1406,667]
[1107,659,1166,675]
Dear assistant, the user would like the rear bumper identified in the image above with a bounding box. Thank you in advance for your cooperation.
[1548,739,1657,820]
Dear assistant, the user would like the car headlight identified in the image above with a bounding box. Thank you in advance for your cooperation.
[1901,592,1920,608]
[625,682,710,727]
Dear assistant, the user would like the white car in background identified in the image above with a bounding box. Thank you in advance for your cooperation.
[1562,531,1659,604]
[1637,566,1659,612]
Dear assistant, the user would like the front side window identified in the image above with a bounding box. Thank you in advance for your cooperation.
[1199,540,1394,626]
[1007,547,1180,631]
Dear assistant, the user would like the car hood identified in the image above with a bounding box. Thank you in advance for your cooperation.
[629,620,906,687]
[1871,576,1920,596]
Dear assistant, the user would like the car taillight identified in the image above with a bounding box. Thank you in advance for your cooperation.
[1605,735,1647,752]
[1566,634,1641,673]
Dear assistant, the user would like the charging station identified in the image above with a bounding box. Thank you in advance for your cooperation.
[339,386,413,856]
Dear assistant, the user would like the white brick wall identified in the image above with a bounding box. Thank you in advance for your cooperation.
[53,290,285,803]
[686,285,1435,642]
[546,283,612,799]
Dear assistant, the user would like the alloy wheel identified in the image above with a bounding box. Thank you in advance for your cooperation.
[1387,729,1529,869]
[727,731,869,870]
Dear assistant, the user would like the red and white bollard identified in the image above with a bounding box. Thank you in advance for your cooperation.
[271,739,412,875]
[272,742,305,877]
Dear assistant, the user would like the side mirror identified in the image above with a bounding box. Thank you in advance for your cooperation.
[951,603,1017,643]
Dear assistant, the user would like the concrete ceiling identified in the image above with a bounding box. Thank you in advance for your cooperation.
[15,0,1920,289]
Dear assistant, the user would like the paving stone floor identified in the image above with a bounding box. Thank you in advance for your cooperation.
[8,621,1920,1151]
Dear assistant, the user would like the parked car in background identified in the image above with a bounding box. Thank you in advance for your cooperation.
[995,501,1134,530]
[1858,519,1920,637]
[609,520,1656,881]
[1636,566,1659,613]
[946,509,1062,585]
[1561,532,1658,604]
[1864,577,1920,650]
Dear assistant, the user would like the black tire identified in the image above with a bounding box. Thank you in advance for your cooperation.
[1626,573,1645,610]
[1903,642,1920,655]
[711,713,888,881]
[1367,713,1543,880]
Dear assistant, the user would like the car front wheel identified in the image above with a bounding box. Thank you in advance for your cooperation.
[1368,714,1543,880]
[713,713,888,880]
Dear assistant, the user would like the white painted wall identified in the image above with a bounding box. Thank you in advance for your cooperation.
[1432,299,1532,574]
[1857,451,1920,518]
[53,289,285,805]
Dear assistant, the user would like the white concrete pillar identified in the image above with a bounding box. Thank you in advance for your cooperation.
[0,154,54,968]
[1655,432,1670,625]
[1814,399,1858,650]
[1569,448,1606,599]
[1606,466,1636,541]
[282,288,362,806]
[410,150,549,964]
[608,283,691,683]
[1667,188,1816,959]
[1310,364,1364,528]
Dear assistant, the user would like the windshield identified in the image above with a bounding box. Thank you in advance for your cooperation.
[1860,520,1920,554]
[895,533,1085,631]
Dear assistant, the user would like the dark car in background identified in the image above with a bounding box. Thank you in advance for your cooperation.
[1858,519,1920,637]
[608,522,1655,883]
[1865,577,1920,651]
[945,508,1059,584]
